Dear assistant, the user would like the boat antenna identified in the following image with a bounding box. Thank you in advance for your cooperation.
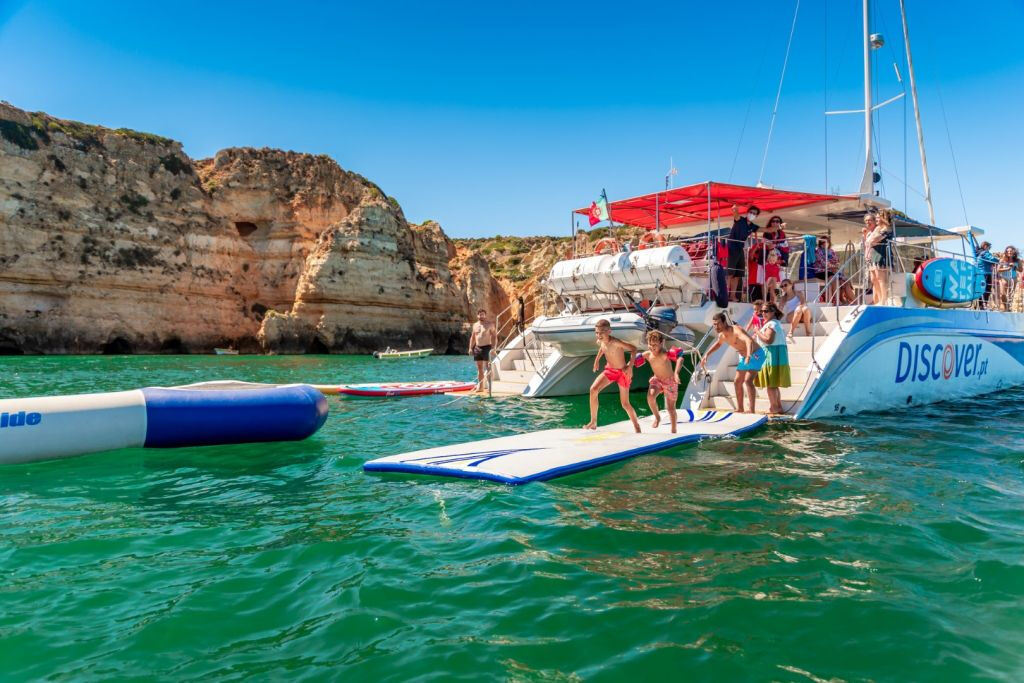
[898,0,935,225]
[757,0,800,188]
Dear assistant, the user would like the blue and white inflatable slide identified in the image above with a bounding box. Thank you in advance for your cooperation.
[0,381,328,465]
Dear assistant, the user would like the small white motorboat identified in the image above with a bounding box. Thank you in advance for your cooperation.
[373,347,433,359]
[214,347,239,355]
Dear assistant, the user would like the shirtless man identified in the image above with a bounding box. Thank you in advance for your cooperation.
[701,312,763,413]
[468,309,496,391]
[584,319,641,432]
[640,330,684,433]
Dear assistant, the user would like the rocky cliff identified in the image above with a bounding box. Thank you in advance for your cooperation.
[451,226,644,321]
[0,102,510,354]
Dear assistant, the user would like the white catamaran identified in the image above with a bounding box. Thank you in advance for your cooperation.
[483,0,1023,417]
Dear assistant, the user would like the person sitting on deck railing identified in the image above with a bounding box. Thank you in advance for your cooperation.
[813,236,854,304]
[761,216,790,266]
[778,279,813,339]
[763,249,783,305]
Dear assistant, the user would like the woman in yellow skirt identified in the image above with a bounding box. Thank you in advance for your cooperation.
[754,303,792,414]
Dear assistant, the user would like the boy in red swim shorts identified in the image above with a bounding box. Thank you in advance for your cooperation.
[584,319,641,433]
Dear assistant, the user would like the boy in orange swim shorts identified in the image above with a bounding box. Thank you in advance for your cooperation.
[639,331,685,432]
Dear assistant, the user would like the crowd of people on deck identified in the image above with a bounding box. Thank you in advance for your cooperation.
[723,204,886,312]
[727,203,1021,312]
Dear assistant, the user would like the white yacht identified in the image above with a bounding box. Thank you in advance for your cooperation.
[485,0,1024,416]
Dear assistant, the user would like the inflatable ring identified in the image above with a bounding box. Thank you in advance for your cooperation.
[593,238,620,255]
[638,231,668,250]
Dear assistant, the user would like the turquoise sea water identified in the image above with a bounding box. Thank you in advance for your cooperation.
[2,354,1023,681]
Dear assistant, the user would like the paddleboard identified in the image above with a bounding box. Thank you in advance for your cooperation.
[910,281,969,309]
[333,381,476,397]
[913,257,984,305]
[364,410,766,484]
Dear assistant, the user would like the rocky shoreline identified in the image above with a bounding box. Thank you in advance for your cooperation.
[0,102,543,355]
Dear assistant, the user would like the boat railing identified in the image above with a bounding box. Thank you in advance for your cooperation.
[492,292,554,373]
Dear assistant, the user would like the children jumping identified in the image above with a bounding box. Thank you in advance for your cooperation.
[641,331,684,432]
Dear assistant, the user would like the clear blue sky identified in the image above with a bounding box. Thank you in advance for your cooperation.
[2,0,1022,245]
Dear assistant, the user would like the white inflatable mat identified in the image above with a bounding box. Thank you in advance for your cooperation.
[363,410,766,484]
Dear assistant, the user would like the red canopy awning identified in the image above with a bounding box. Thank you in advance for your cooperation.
[575,181,846,230]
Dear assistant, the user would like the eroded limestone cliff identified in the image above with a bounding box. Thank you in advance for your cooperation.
[0,102,509,354]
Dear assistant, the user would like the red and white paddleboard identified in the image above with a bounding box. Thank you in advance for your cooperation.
[330,381,476,397]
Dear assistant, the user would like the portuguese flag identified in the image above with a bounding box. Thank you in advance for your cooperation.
[588,190,611,226]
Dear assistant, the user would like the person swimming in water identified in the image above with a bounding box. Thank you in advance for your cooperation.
[584,319,641,433]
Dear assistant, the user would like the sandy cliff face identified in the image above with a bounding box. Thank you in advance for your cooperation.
[0,102,506,354]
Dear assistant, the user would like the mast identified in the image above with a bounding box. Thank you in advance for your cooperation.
[858,0,874,195]
[899,0,935,224]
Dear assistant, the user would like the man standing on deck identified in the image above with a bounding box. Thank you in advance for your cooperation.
[468,309,496,392]
[975,240,998,309]
[728,204,760,302]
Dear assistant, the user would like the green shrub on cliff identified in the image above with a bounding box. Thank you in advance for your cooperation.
[114,128,174,146]
[159,154,192,176]
[0,120,39,150]
[29,113,103,150]
[120,192,149,214]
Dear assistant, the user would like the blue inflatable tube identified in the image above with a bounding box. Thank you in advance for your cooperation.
[0,381,329,465]
[141,385,327,447]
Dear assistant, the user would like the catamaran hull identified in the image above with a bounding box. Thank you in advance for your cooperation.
[797,307,1024,419]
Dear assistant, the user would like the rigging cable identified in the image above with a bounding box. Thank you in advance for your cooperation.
[728,47,769,182]
[757,0,801,187]
[937,85,970,225]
